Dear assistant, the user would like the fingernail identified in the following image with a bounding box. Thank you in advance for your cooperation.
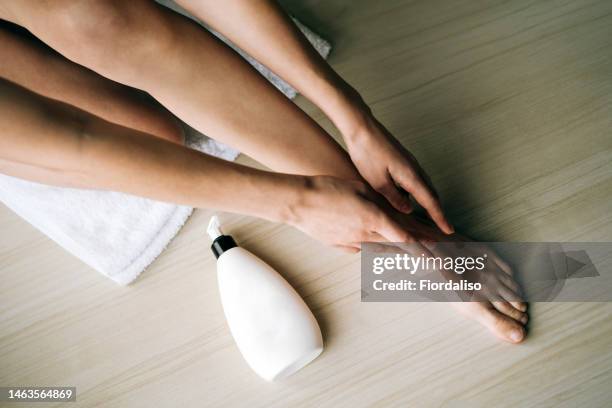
[521,315,528,324]
[511,330,523,342]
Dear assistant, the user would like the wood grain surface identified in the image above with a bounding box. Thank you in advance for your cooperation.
[1,0,611,406]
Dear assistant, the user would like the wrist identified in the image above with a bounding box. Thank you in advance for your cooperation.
[315,81,374,144]
[269,174,311,226]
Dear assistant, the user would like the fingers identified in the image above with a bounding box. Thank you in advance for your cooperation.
[376,174,413,214]
[334,245,361,254]
[364,187,438,244]
[394,170,454,235]
[373,211,415,243]
[400,216,440,243]
[371,213,434,257]
[361,231,388,243]
[415,165,440,200]
[408,180,453,235]
[356,184,437,254]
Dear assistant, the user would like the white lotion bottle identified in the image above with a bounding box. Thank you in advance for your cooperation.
[207,216,323,381]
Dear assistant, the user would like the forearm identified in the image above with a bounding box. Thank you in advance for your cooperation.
[175,0,369,137]
[82,122,302,220]
[0,79,300,222]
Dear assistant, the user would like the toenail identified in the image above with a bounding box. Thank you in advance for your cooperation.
[511,330,523,342]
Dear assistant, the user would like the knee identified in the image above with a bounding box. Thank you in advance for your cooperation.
[46,1,173,80]
[128,101,185,145]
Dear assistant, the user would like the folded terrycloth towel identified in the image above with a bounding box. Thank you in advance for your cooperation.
[0,3,331,285]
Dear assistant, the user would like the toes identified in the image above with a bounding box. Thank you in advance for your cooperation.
[478,305,527,344]
[498,282,528,312]
[490,251,514,275]
[492,301,528,324]
[498,273,522,294]
[512,301,528,312]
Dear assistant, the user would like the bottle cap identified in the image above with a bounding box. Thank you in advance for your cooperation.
[211,235,237,258]
[207,215,237,258]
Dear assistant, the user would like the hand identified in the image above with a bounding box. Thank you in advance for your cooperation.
[285,175,436,252]
[342,109,454,235]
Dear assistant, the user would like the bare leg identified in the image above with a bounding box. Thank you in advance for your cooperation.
[0,2,527,342]
[0,20,183,144]
[174,0,453,233]
[174,0,528,343]
[2,78,422,251]
[0,78,289,210]
[174,0,353,128]
[0,0,357,180]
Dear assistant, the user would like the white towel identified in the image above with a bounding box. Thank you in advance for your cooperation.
[0,5,331,285]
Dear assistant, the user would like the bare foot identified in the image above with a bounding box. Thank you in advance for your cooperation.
[442,241,529,344]
[385,216,530,343]
[420,228,530,344]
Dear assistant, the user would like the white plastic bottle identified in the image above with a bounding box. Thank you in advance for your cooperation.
[207,216,323,381]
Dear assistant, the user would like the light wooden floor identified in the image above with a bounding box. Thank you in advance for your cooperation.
[2,0,612,406]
